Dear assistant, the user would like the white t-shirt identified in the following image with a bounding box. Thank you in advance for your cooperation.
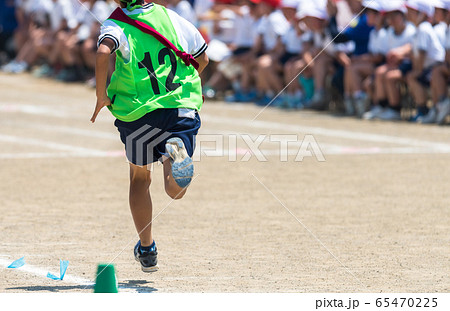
[97,4,207,63]
[194,0,213,17]
[282,26,309,54]
[433,21,447,48]
[23,0,52,25]
[75,0,113,41]
[413,21,445,67]
[386,22,416,51]
[170,0,197,26]
[50,0,76,31]
[446,25,450,50]
[368,27,388,55]
[233,5,257,48]
[312,29,337,55]
[257,10,289,51]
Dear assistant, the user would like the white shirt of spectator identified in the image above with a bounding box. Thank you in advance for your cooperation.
[312,30,336,56]
[97,4,207,63]
[257,10,290,51]
[282,25,308,54]
[413,21,445,68]
[446,25,450,50]
[50,0,77,31]
[386,22,416,52]
[233,5,257,48]
[73,0,113,41]
[170,0,197,26]
[21,0,52,25]
[433,21,447,48]
[194,0,213,17]
[368,27,388,55]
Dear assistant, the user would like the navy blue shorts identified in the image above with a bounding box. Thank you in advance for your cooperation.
[398,59,413,76]
[114,108,201,166]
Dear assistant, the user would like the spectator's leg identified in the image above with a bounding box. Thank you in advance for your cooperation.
[258,54,283,94]
[374,64,389,105]
[284,60,296,94]
[313,53,330,92]
[48,31,68,67]
[255,56,271,95]
[384,69,402,108]
[349,62,373,95]
[431,64,449,104]
[81,38,96,70]
[406,72,427,107]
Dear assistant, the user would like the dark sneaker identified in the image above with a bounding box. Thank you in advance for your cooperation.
[165,137,194,188]
[134,240,158,273]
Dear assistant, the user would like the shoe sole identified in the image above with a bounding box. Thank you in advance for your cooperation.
[135,256,159,273]
[166,138,193,188]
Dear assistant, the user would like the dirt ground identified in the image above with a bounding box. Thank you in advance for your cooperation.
[0,73,449,293]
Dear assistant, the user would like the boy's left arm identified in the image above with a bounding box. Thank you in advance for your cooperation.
[91,38,115,123]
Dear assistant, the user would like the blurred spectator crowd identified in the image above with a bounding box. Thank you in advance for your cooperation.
[1,0,449,124]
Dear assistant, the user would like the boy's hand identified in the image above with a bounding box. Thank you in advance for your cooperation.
[90,95,111,123]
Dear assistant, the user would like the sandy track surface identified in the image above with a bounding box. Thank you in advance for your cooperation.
[0,73,449,293]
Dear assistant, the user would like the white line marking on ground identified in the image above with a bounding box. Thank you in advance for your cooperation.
[0,151,125,160]
[0,257,93,286]
[0,103,114,123]
[0,134,105,155]
[2,120,118,140]
[201,115,450,152]
[0,256,147,292]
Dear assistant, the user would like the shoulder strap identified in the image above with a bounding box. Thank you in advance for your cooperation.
[109,8,199,70]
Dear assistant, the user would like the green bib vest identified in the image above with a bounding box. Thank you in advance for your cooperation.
[107,4,203,122]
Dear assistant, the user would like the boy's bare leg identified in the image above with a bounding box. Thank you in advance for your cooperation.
[129,163,153,246]
[406,72,427,106]
[374,64,388,103]
[431,64,449,104]
[385,69,402,107]
[162,157,187,200]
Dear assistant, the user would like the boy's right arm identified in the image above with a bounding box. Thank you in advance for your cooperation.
[195,51,209,74]
[91,38,115,123]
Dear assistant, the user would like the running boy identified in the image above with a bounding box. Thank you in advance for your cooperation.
[91,0,208,272]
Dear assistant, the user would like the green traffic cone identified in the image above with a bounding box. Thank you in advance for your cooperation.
[93,263,118,293]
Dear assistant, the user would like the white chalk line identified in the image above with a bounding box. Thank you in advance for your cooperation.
[1,103,450,159]
[3,102,449,150]
[201,115,450,152]
[0,256,158,293]
[0,257,93,287]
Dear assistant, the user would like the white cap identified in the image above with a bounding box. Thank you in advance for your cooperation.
[280,0,299,9]
[432,0,450,10]
[382,0,407,14]
[363,0,382,11]
[296,3,328,20]
[406,0,435,17]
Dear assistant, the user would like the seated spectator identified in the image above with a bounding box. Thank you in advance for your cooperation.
[297,3,339,110]
[204,0,260,101]
[432,0,448,47]
[253,0,290,106]
[364,1,416,120]
[279,0,312,109]
[342,0,386,117]
[430,2,450,125]
[0,0,18,63]
[405,0,445,123]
